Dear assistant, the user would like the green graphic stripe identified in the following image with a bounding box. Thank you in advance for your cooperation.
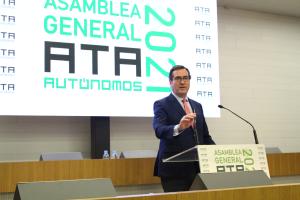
[146,86,170,92]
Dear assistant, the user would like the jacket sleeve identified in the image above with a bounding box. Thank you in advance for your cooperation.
[152,100,176,140]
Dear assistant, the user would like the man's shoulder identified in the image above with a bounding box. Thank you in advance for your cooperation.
[189,98,202,107]
[189,98,200,103]
[155,94,174,103]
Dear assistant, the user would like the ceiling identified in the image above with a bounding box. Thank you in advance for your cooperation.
[217,0,300,18]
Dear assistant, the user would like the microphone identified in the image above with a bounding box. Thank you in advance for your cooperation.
[218,105,259,144]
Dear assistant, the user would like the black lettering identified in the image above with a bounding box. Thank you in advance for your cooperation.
[81,44,109,75]
[236,165,244,171]
[45,41,75,73]
[114,47,141,77]
[226,165,235,172]
[216,166,225,172]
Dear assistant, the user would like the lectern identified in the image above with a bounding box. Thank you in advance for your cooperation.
[163,144,272,190]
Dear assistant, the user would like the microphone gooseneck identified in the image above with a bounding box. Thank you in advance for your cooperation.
[218,104,259,144]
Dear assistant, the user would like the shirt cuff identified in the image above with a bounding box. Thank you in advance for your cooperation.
[173,124,183,136]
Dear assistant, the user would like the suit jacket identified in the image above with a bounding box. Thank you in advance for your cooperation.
[153,93,215,178]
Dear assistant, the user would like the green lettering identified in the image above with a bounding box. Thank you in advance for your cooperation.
[146,57,171,77]
[83,0,96,13]
[116,23,129,40]
[243,149,253,157]
[102,80,111,90]
[79,79,89,89]
[120,2,129,17]
[130,24,141,42]
[145,31,176,52]
[57,0,68,10]
[44,15,57,34]
[109,0,118,16]
[67,78,78,89]
[131,4,141,18]
[103,21,115,39]
[90,20,101,38]
[74,18,87,37]
[244,157,254,165]
[44,0,57,9]
[133,81,142,91]
[44,77,55,88]
[145,5,175,26]
[123,81,132,91]
[56,78,67,89]
[91,80,101,90]
[112,80,122,90]
[98,0,108,14]
[70,0,81,12]
[60,16,72,36]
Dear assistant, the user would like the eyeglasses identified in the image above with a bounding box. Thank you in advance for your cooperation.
[172,76,191,82]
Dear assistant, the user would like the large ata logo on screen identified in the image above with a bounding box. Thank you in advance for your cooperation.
[42,0,181,93]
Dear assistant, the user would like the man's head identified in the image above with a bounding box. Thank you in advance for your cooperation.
[169,65,191,98]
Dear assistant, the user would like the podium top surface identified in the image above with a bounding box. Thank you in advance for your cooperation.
[163,146,198,163]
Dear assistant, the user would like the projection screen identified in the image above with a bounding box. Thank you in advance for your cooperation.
[0,0,220,117]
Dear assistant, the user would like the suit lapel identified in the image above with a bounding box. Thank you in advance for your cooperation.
[168,94,185,116]
[189,100,195,113]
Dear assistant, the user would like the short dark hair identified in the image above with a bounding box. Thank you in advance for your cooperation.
[169,65,191,81]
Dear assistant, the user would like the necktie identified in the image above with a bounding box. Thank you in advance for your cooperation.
[182,98,192,114]
[182,98,194,127]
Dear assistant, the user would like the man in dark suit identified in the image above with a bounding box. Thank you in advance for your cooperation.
[152,65,215,192]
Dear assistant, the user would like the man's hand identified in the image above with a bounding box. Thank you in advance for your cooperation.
[178,113,196,131]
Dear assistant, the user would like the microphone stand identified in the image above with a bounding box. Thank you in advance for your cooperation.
[218,105,259,144]
[192,108,200,145]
